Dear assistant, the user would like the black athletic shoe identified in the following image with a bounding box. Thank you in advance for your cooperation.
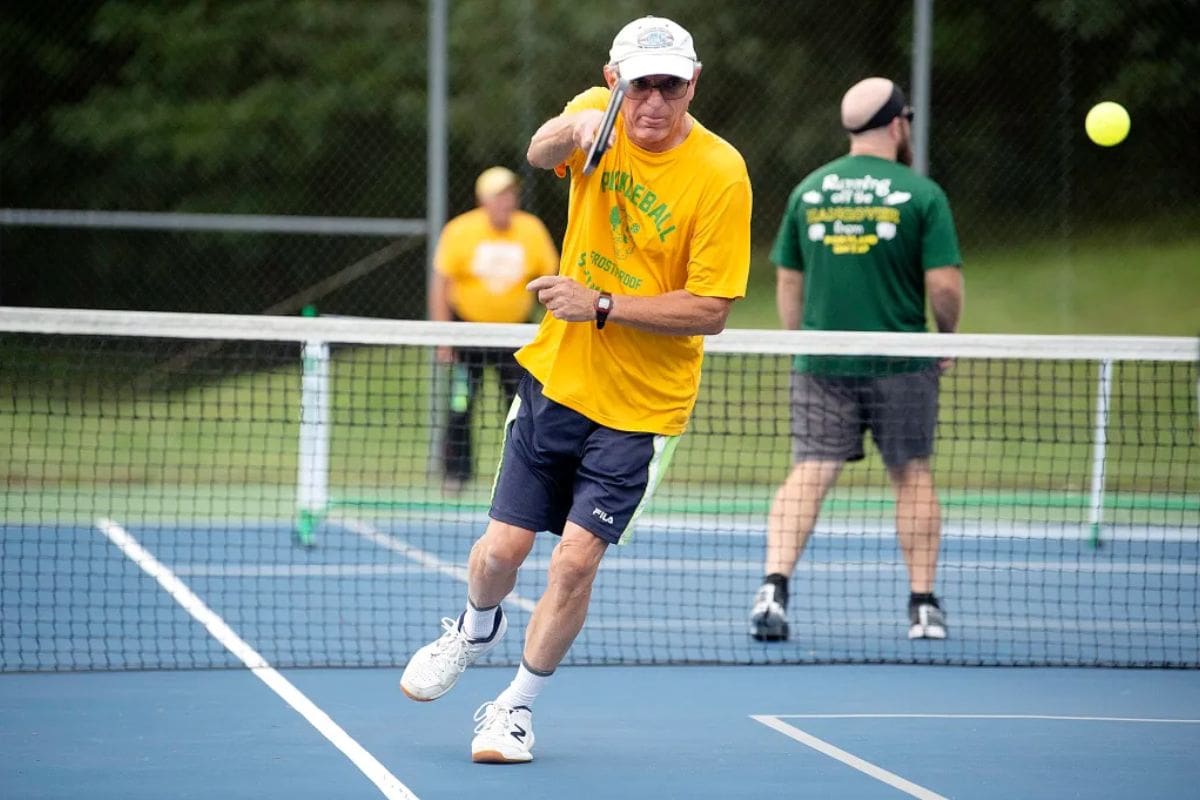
[908,598,948,640]
[750,584,789,641]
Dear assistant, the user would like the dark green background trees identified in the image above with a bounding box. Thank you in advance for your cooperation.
[2,0,1197,317]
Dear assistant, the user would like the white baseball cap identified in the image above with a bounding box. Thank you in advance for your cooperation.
[609,16,697,81]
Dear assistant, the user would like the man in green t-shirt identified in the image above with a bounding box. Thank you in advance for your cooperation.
[750,77,964,643]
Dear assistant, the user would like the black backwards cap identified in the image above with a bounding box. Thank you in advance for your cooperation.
[844,83,909,134]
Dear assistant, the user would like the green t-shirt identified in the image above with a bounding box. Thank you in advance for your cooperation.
[770,154,962,376]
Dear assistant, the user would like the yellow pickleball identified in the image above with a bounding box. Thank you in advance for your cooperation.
[1085,101,1130,147]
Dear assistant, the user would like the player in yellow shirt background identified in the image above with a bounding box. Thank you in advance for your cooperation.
[428,166,559,494]
[403,16,752,764]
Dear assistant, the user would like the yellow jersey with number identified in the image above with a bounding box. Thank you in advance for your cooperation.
[515,86,752,435]
[434,208,559,323]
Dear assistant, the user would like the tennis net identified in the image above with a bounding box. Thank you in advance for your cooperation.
[1,307,1196,671]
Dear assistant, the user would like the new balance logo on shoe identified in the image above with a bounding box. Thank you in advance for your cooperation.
[472,703,535,763]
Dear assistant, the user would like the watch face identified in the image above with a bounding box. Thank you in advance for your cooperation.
[598,296,613,311]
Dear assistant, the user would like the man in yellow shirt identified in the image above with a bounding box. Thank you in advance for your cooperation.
[429,166,559,493]
[401,16,752,763]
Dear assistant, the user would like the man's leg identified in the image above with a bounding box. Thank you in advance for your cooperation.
[766,459,844,577]
[466,518,538,611]
[472,521,607,763]
[887,458,946,639]
[472,387,655,762]
[752,459,843,641]
[399,519,534,702]
[522,522,608,670]
[887,458,940,593]
[871,368,945,639]
[752,371,862,641]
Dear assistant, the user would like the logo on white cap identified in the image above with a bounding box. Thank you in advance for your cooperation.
[637,28,675,49]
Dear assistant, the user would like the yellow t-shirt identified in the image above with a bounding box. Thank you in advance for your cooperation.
[434,208,559,323]
[516,86,752,435]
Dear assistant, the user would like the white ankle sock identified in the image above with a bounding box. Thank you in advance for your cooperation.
[461,602,500,641]
[494,661,552,709]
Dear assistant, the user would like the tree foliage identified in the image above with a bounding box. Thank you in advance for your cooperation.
[1,0,1196,313]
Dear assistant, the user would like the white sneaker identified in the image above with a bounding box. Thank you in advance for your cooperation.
[471,702,534,764]
[399,609,507,701]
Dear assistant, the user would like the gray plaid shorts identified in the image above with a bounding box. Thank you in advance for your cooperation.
[789,368,940,467]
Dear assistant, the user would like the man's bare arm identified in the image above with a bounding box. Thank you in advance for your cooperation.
[925,266,963,333]
[776,267,804,330]
[527,276,732,336]
[527,111,605,170]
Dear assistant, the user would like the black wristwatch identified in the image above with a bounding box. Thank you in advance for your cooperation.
[594,291,613,329]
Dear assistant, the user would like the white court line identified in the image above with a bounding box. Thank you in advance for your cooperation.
[173,564,429,577]
[578,616,1200,635]
[776,713,1200,724]
[752,713,1200,799]
[96,517,418,800]
[750,714,947,800]
[168,557,1195,578]
[333,516,539,614]
[88,512,1194,543]
[581,557,1195,576]
[373,509,1198,542]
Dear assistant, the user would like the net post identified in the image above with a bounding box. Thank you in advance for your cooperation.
[296,310,331,547]
[1087,358,1114,548]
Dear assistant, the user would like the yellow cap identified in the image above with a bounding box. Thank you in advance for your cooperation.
[475,166,519,201]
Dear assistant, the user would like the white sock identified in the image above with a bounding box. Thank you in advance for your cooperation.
[461,602,500,642]
[494,660,553,709]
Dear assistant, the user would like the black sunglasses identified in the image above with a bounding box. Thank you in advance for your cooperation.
[626,76,691,100]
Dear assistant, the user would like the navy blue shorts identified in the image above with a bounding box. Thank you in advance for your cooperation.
[489,375,679,545]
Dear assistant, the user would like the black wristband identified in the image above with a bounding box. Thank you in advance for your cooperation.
[594,291,613,329]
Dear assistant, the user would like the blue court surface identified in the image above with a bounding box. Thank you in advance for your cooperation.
[2,513,1198,798]
[2,664,1199,799]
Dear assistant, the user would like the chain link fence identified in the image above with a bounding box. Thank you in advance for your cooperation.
[3,0,1197,321]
